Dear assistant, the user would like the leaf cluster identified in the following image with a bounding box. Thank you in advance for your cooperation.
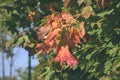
[0,0,120,80]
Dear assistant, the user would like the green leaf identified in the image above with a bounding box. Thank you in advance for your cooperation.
[22,35,30,42]
[28,43,35,48]
[15,36,24,46]
[104,60,112,74]
[0,0,3,3]
[86,50,97,60]
[97,9,114,18]
[116,2,120,8]
[81,6,95,19]
[12,10,19,15]
[114,28,120,35]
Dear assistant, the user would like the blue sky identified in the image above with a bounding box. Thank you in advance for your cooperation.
[0,47,39,77]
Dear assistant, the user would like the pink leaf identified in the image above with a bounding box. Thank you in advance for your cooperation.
[54,46,77,68]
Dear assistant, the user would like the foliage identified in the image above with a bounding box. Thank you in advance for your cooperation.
[16,68,32,80]
[0,76,17,80]
[0,0,120,80]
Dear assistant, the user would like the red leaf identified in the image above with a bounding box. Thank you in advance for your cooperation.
[45,28,60,47]
[79,22,86,38]
[62,12,74,21]
[54,46,77,68]
[36,12,90,68]
[36,43,50,54]
[36,43,44,54]
[36,26,50,40]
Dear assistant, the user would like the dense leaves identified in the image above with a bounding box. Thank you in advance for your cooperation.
[35,12,88,67]
[0,0,120,80]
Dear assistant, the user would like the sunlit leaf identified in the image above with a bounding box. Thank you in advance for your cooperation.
[77,0,84,6]
[81,6,95,19]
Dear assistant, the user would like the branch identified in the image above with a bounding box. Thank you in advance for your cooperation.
[63,0,71,8]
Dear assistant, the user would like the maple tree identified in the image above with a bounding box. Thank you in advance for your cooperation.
[0,0,120,80]
[35,12,89,67]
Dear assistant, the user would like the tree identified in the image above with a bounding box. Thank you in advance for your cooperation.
[0,8,16,80]
[16,68,28,80]
[0,0,120,80]
[0,22,16,80]
[0,76,17,80]
[0,28,5,80]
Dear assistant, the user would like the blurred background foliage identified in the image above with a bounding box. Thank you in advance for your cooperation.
[0,0,120,80]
